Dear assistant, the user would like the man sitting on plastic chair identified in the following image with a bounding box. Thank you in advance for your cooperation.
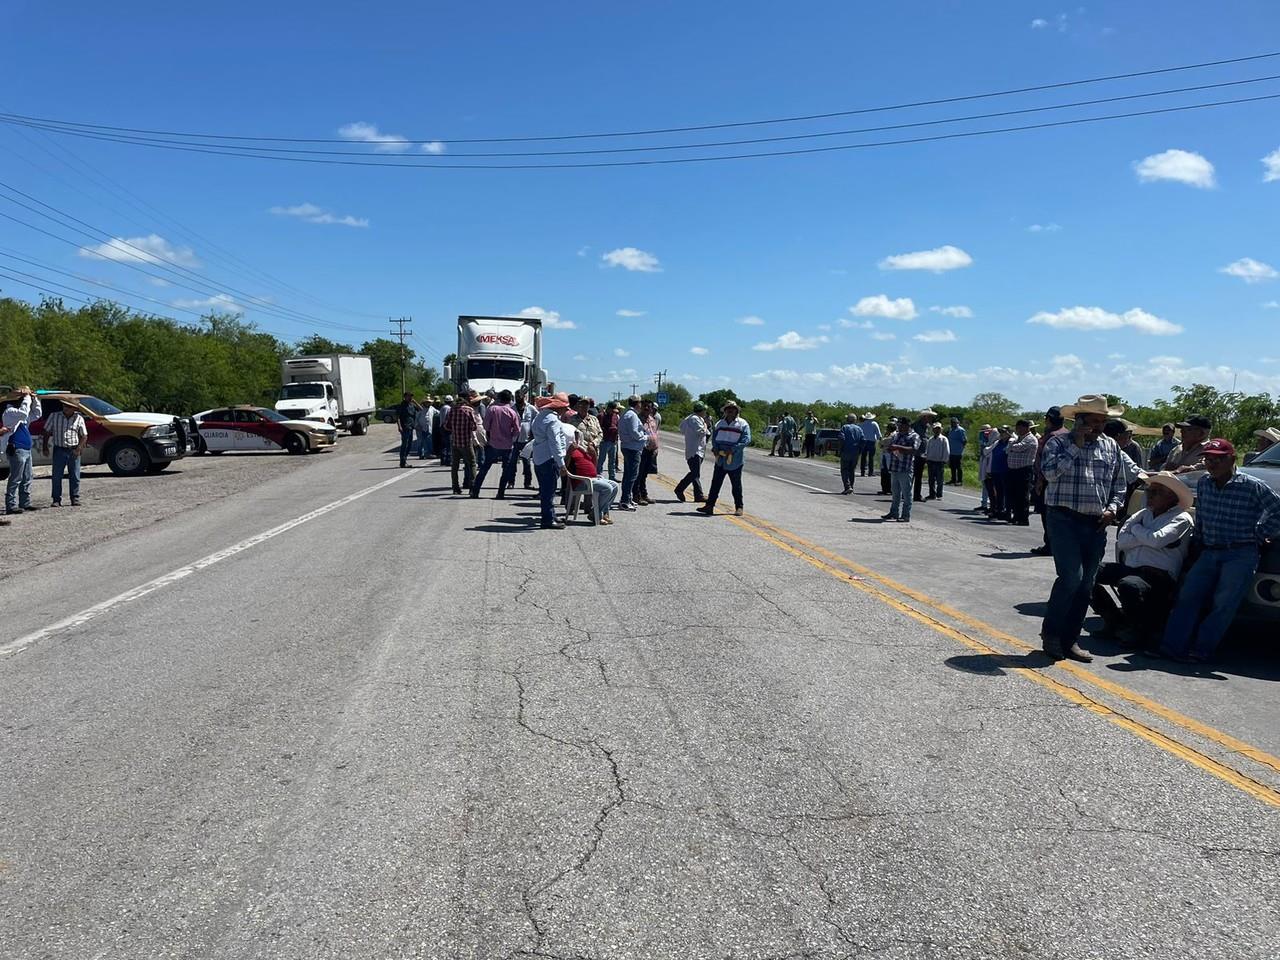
[567,440,620,526]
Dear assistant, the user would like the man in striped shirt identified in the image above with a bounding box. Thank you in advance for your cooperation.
[1038,395,1128,662]
[40,400,88,507]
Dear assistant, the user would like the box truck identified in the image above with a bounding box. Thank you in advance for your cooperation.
[276,354,376,434]
[445,316,548,398]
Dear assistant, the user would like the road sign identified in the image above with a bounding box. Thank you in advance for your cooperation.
[656,391,669,406]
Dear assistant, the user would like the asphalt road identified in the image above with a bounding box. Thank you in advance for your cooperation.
[1,425,1276,960]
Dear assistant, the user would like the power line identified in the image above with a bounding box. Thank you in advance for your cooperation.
[5,74,1275,161]
[389,316,412,393]
[0,92,1272,170]
[2,50,1275,144]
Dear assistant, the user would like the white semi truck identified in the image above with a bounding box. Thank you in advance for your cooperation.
[275,354,376,435]
[445,315,548,397]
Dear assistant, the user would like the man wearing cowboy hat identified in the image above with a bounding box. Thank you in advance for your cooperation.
[1090,472,1194,648]
[1159,438,1280,663]
[859,412,881,477]
[530,392,572,529]
[1039,394,1129,661]
[1244,426,1280,465]
[911,408,938,503]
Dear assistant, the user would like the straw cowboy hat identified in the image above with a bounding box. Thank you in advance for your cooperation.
[1254,426,1280,445]
[535,391,571,411]
[1060,394,1125,418]
[862,412,876,420]
[920,408,938,417]
[1141,470,1194,511]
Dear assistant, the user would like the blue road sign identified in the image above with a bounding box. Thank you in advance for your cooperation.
[656,391,669,406]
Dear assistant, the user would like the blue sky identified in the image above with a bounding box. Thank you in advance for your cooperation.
[1,1,1278,408]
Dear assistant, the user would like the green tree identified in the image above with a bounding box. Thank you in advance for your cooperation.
[294,334,356,356]
[969,391,1021,424]
[698,388,741,416]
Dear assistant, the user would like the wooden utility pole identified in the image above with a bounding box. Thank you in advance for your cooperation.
[390,316,413,394]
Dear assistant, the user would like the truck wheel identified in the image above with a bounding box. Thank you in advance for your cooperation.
[285,432,307,455]
[350,416,368,436]
[380,414,395,424]
[106,439,150,476]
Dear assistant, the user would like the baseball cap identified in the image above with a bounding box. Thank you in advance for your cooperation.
[1202,438,1235,457]
[1176,415,1212,430]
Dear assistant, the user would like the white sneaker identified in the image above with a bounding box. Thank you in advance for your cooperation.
[616,502,637,511]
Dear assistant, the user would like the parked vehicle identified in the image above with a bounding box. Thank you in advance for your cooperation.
[275,354,375,434]
[377,406,399,424]
[193,406,336,455]
[1,390,190,477]
[814,428,842,456]
[1240,446,1280,622]
[444,315,548,397]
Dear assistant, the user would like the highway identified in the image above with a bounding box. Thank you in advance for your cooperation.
[2,426,1277,960]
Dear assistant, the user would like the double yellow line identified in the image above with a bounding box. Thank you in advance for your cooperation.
[663,471,1280,809]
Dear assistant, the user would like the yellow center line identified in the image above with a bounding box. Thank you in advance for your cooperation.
[653,470,1280,808]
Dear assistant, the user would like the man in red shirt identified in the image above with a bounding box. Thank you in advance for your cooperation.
[596,400,621,482]
[567,441,619,524]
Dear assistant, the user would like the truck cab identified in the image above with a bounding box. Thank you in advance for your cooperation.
[448,315,547,397]
[276,380,338,425]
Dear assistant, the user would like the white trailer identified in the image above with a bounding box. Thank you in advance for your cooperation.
[276,354,376,435]
[445,316,548,397]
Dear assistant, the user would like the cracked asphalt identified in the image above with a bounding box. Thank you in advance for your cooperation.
[1,425,1276,960]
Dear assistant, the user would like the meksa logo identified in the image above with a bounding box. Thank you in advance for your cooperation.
[476,334,519,346]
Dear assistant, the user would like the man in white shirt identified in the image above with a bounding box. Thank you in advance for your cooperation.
[673,401,711,503]
[414,399,436,461]
[40,399,88,507]
[1089,471,1194,648]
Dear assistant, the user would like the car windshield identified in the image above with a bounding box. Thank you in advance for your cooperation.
[466,358,526,382]
[1251,445,1280,467]
[279,383,326,399]
[255,408,289,422]
[77,396,123,416]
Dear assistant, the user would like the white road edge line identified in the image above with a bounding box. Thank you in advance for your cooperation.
[0,471,414,660]
[767,475,828,492]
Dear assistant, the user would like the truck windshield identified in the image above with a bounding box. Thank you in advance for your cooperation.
[467,358,526,382]
[280,383,326,399]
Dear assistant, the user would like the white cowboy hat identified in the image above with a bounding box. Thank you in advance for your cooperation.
[1254,426,1280,444]
[862,412,876,420]
[1059,394,1125,418]
[1140,470,1194,511]
[920,408,938,417]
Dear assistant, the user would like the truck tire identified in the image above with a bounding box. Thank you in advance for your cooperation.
[105,439,150,476]
[285,432,307,455]
[350,416,368,436]
[380,413,395,424]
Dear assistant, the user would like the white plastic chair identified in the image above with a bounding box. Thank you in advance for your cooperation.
[565,473,600,525]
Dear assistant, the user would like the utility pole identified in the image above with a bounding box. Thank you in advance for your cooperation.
[630,382,639,397]
[390,316,413,394]
[653,369,667,395]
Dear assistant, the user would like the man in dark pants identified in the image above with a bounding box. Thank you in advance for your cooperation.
[1004,419,1038,525]
[1090,472,1193,648]
[859,413,881,476]
[1031,406,1068,556]
[674,401,710,502]
[946,417,966,485]
[394,391,419,468]
[911,408,938,502]
[1039,395,1128,661]
[838,413,864,494]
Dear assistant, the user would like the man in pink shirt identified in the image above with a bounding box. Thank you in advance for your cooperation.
[470,389,522,499]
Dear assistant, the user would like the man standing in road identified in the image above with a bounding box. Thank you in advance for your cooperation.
[696,401,751,517]
[471,389,520,499]
[596,400,620,481]
[446,391,481,494]
[859,412,881,477]
[634,399,660,506]
[3,387,42,516]
[924,424,949,500]
[911,409,938,503]
[882,417,920,522]
[1031,406,1069,556]
[674,401,711,503]
[1039,395,1128,662]
[838,413,864,494]
[531,393,570,529]
[394,391,419,469]
[41,398,88,508]
[946,417,967,486]
[1004,419,1039,526]
[501,392,535,492]
[977,424,997,513]
[415,397,436,461]
[1147,423,1177,471]
[802,410,818,458]
[617,396,647,511]
[1159,438,1280,663]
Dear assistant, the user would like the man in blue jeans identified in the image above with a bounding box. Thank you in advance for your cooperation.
[882,417,919,522]
[616,395,647,510]
[393,391,418,468]
[41,399,89,507]
[1038,394,1128,662]
[530,393,570,530]
[1159,438,1280,663]
[3,387,42,515]
[838,413,864,494]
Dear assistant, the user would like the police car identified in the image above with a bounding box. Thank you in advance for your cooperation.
[192,406,336,455]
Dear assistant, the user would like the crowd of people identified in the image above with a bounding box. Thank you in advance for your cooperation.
[2,386,89,527]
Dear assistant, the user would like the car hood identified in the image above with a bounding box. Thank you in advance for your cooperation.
[103,412,177,427]
[281,419,335,433]
[1241,464,1280,494]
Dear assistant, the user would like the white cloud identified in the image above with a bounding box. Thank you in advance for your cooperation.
[1026,305,1182,336]
[577,246,590,257]
[752,330,829,352]
[870,332,897,341]
[613,347,630,358]
[1107,352,1125,360]
[930,304,973,318]
[1264,300,1280,309]
[851,294,918,320]
[1027,223,1062,233]
[878,244,973,273]
[601,247,661,272]
[838,318,875,329]
[616,308,646,317]
[1148,355,1184,366]
[269,202,369,228]
[689,346,709,356]
[1133,149,1216,189]
[816,323,832,331]
[173,293,240,313]
[420,141,446,155]
[913,329,957,343]
[517,305,576,330]
[1262,148,1280,183]
[1220,257,1278,284]
[1030,17,1049,28]
[572,353,589,362]
[737,315,765,326]
[78,233,199,268]
[337,121,410,153]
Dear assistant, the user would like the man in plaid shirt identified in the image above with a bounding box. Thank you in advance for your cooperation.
[446,392,481,494]
[40,400,89,507]
[1159,438,1280,663]
[881,417,920,523]
[1038,395,1128,661]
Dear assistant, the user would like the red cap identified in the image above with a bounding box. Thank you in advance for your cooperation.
[1202,438,1236,457]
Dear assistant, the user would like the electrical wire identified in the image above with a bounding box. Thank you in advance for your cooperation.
[2,50,1275,144]
[0,93,1272,170]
